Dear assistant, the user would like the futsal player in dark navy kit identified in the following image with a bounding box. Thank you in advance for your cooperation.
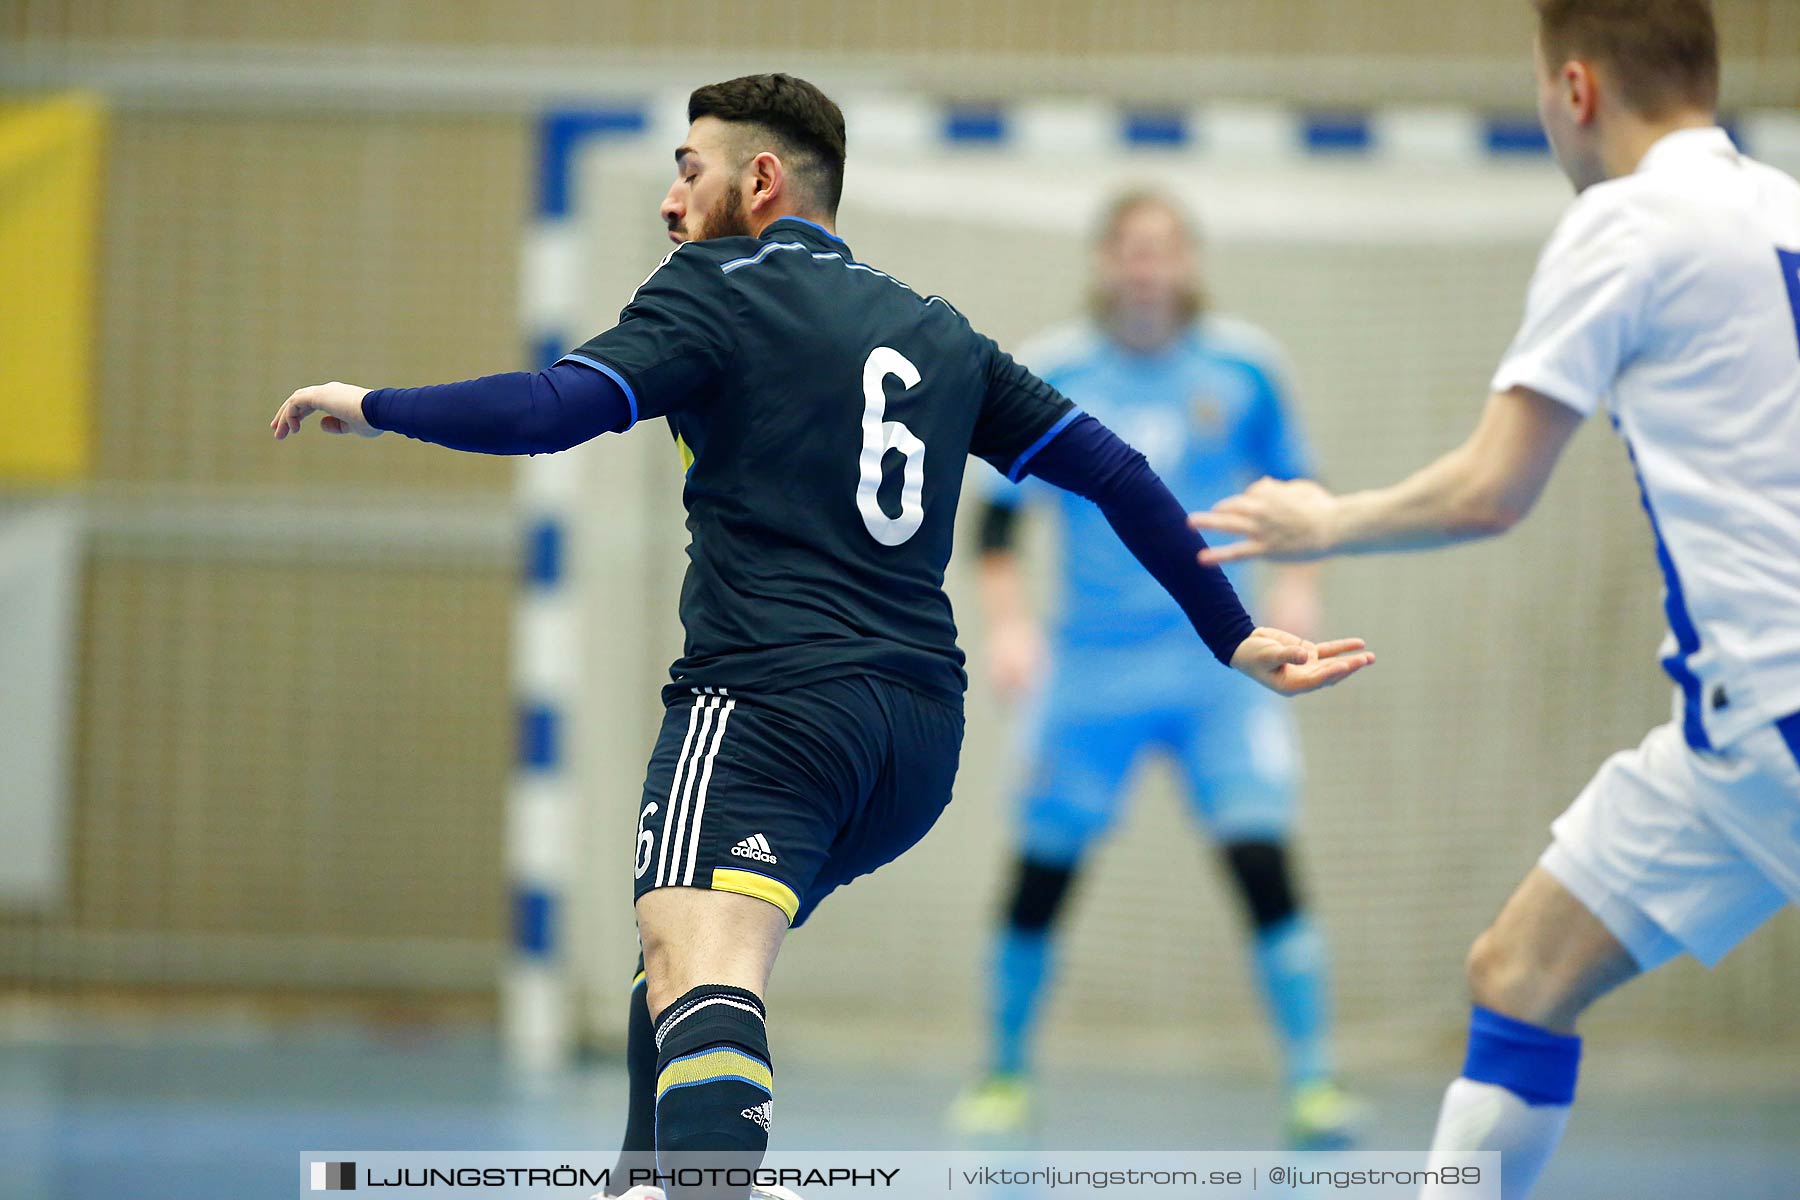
[272,74,1373,1200]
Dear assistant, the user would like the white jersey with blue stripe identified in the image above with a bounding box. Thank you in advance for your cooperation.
[990,315,1312,658]
[1491,126,1800,750]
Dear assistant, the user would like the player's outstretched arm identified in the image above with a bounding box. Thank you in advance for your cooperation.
[1018,413,1373,697]
[271,362,635,454]
[1189,386,1582,565]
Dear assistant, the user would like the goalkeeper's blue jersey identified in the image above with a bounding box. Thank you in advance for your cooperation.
[988,316,1312,688]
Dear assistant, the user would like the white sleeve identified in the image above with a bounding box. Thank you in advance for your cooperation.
[1490,192,1654,417]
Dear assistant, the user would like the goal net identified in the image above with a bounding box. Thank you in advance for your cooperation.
[557,122,1799,1073]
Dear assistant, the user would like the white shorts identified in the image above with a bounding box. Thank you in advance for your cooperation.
[1540,717,1800,970]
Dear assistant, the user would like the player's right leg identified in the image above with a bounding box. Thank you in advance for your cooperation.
[950,706,1142,1136]
[635,885,787,1199]
[1423,717,1799,1200]
[620,683,871,1200]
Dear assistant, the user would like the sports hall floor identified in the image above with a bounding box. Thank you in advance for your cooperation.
[2,1014,1794,1199]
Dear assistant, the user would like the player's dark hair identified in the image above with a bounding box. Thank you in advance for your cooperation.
[1088,189,1206,328]
[688,73,848,216]
[1535,0,1719,118]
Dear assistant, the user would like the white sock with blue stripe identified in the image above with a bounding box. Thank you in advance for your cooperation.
[1422,1006,1581,1200]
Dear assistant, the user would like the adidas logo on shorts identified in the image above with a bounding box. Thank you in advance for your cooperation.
[731,833,778,864]
[741,1100,772,1131]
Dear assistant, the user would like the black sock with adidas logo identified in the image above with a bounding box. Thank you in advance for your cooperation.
[652,983,772,1198]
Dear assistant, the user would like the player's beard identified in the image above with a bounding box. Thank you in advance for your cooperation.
[698,178,755,240]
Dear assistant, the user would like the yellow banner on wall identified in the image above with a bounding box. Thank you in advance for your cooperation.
[0,95,103,483]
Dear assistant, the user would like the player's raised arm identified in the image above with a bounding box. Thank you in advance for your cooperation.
[969,343,1371,696]
[270,363,635,452]
[1189,385,1584,565]
[1020,412,1372,696]
[1193,179,1649,568]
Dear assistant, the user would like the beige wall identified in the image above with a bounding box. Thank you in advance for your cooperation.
[3,0,1790,64]
[7,0,1796,105]
[1,110,530,993]
[94,112,525,490]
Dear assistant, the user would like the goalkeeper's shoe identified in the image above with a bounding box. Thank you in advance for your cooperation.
[1285,1079,1369,1149]
[947,1072,1035,1137]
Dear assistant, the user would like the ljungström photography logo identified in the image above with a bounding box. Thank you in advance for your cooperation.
[310,1161,356,1191]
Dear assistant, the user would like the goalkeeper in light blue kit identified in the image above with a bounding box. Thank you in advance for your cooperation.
[951,190,1362,1148]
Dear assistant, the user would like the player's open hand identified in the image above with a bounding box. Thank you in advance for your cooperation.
[271,382,379,440]
[1189,477,1337,565]
[1230,626,1373,696]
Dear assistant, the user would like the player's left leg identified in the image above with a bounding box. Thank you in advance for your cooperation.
[1423,717,1799,1200]
[1177,697,1360,1147]
[1217,839,1360,1143]
[1420,866,1638,1200]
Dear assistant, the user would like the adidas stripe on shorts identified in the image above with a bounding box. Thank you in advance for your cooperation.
[633,674,965,928]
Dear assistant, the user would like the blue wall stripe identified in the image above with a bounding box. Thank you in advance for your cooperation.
[1303,113,1371,153]
[532,333,566,372]
[1483,117,1551,155]
[513,886,558,957]
[537,107,650,219]
[525,518,564,587]
[944,108,1007,143]
[519,702,562,771]
[519,100,1611,163]
[518,101,1628,164]
[1123,111,1190,147]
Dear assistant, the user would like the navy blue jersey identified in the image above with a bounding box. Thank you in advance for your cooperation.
[564,217,1077,700]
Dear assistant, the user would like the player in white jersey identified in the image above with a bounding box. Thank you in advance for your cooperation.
[1190,2,1800,1197]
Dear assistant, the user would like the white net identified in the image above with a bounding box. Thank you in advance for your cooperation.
[564,140,1800,1069]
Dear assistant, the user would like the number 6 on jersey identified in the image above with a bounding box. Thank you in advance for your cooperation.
[857,346,927,545]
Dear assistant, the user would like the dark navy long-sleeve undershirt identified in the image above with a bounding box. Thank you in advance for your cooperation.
[360,369,1254,665]
[361,360,634,456]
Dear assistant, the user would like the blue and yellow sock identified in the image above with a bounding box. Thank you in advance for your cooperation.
[652,983,772,1197]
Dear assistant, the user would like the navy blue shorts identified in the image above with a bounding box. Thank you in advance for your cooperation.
[632,676,965,927]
